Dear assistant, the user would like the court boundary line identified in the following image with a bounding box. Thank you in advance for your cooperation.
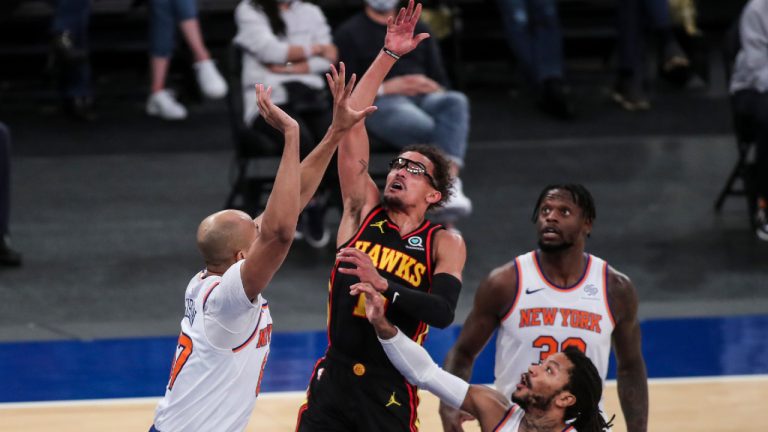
[3,374,766,410]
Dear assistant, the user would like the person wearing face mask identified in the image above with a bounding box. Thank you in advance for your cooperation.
[334,0,473,226]
[234,0,339,247]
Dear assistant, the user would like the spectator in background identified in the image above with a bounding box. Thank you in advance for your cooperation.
[0,123,22,267]
[51,0,96,121]
[495,0,575,120]
[334,0,472,221]
[234,0,338,247]
[731,0,768,241]
[495,0,690,115]
[146,0,228,120]
[613,0,690,111]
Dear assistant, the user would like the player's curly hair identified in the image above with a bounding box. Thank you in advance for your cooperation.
[400,144,453,209]
[562,347,614,432]
[530,183,597,224]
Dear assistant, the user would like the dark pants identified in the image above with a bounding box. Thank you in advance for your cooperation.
[0,123,11,236]
[733,89,768,200]
[495,0,563,83]
[616,0,673,77]
[296,351,418,432]
[52,0,92,98]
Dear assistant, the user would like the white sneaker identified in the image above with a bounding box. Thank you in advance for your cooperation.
[439,177,473,218]
[194,59,227,99]
[146,90,187,120]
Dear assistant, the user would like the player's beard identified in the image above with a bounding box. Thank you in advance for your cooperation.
[512,391,557,412]
[538,238,574,253]
[382,194,405,212]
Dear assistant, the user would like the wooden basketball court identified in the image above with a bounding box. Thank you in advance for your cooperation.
[2,376,765,431]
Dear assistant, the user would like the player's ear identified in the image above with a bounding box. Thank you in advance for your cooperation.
[555,390,576,409]
[426,190,441,205]
[236,250,247,261]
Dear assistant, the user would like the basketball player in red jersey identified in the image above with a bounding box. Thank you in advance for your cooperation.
[439,184,647,432]
[295,1,466,431]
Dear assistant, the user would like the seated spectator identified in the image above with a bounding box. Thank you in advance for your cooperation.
[334,0,472,220]
[51,0,95,121]
[495,0,690,115]
[146,0,228,120]
[495,0,575,120]
[731,0,768,241]
[234,0,338,247]
[0,123,22,267]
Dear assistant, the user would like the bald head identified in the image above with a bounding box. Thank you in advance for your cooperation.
[197,210,258,270]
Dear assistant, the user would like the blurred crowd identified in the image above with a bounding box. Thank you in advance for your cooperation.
[1,0,765,271]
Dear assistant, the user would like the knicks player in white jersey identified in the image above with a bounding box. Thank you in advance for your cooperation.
[351,281,610,432]
[150,64,377,432]
[441,184,648,432]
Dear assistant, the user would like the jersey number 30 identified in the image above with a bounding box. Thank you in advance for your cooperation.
[168,332,193,390]
[532,335,586,362]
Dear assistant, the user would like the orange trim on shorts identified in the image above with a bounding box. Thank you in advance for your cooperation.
[533,251,592,292]
[501,258,522,322]
[602,261,616,328]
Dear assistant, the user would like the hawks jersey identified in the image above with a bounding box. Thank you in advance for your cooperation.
[492,404,576,432]
[153,260,273,432]
[328,205,443,368]
[494,251,614,399]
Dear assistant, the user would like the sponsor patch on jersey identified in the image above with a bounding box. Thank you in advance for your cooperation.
[580,283,599,300]
[405,236,424,251]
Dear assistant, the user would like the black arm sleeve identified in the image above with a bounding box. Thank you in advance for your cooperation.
[382,273,461,329]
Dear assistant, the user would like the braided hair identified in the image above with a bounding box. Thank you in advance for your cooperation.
[530,184,597,224]
[561,347,613,432]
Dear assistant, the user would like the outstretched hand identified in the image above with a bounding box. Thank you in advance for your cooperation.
[255,84,299,133]
[384,0,430,57]
[350,282,387,324]
[326,62,377,132]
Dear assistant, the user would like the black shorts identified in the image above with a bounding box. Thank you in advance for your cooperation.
[296,348,420,432]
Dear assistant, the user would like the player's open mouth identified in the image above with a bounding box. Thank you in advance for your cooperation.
[518,372,531,389]
[391,181,404,191]
[541,227,561,238]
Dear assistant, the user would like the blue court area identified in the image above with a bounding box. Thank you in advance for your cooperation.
[2,315,767,403]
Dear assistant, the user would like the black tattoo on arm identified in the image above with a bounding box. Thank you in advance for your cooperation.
[358,159,368,175]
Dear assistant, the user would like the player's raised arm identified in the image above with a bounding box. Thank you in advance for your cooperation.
[297,62,377,211]
[351,282,508,428]
[336,0,430,244]
[240,85,301,300]
[440,262,518,431]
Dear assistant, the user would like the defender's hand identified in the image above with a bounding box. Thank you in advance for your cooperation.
[255,84,299,133]
[326,62,377,132]
[384,0,430,57]
[350,282,386,323]
[336,247,388,291]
